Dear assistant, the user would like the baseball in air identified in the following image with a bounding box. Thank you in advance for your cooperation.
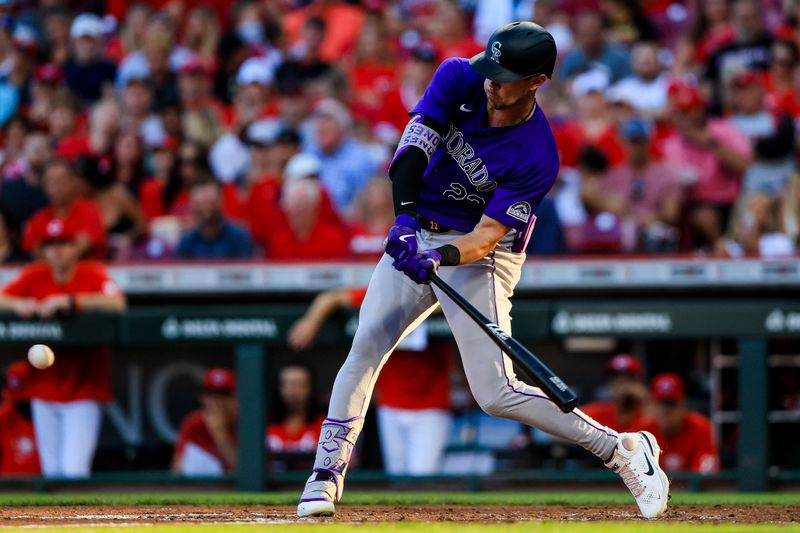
[28,344,55,369]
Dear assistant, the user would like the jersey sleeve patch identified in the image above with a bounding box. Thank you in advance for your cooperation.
[397,115,441,161]
[506,201,532,223]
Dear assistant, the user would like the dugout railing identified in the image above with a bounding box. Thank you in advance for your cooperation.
[0,257,798,493]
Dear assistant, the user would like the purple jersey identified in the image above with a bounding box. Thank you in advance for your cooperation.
[411,58,560,252]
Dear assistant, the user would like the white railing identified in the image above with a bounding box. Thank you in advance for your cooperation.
[0,256,796,294]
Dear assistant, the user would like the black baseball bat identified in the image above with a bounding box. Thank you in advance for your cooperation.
[430,273,578,413]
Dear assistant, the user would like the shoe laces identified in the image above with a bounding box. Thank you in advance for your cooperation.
[618,463,645,498]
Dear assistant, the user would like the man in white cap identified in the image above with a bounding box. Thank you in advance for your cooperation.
[233,57,274,131]
[209,57,277,183]
[63,14,116,103]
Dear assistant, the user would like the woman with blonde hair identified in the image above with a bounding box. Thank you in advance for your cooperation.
[182,6,221,62]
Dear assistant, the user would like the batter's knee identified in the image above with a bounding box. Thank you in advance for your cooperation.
[476,389,512,418]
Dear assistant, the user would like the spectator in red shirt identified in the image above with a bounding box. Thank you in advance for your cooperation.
[288,287,453,476]
[603,117,683,252]
[348,13,399,130]
[267,364,325,461]
[556,70,626,169]
[262,155,350,260]
[243,129,298,248]
[582,354,651,434]
[375,43,438,136]
[0,361,41,476]
[643,373,719,474]
[349,177,394,257]
[766,40,800,117]
[662,83,752,250]
[0,220,126,478]
[173,367,238,477]
[23,158,107,259]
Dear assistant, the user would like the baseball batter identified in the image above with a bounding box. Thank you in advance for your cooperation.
[298,22,670,519]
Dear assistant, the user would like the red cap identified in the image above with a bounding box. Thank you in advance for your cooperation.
[608,353,643,378]
[672,85,706,112]
[180,56,214,77]
[671,84,705,112]
[651,372,685,403]
[202,367,236,394]
[41,218,78,244]
[4,361,32,402]
[35,63,63,84]
[732,70,765,88]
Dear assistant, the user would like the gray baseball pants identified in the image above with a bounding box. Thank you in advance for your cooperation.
[317,229,619,474]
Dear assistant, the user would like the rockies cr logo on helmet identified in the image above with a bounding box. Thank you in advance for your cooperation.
[491,41,502,63]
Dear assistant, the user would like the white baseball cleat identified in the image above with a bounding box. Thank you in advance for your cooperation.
[297,473,337,517]
[606,431,670,519]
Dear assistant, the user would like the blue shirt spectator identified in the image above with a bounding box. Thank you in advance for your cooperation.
[64,14,117,103]
[176,178,254,260]
[308,99,377,214]
[0,83,19,126]
[559,12,630,83]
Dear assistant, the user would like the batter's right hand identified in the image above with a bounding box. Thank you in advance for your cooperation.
[385,214,420,271]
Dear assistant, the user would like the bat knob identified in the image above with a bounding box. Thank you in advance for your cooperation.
[559,397,578,413]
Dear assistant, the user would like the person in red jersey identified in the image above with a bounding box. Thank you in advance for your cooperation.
[642,373,719,474]
[263,164,350,260]
[173,368,238,477]
[288,287,452,476]
[0,361,40,476]
[267,364,325,456]
[0,221,126,478]
[582,354,651,434]
[348,178,394,257]
[23,159,107,260]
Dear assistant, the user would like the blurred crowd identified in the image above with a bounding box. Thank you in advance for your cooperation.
[0,0,793,261]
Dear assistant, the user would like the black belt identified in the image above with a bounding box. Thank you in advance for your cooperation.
[417,215,452,233]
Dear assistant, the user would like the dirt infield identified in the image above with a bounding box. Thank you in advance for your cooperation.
[0,504,797,525]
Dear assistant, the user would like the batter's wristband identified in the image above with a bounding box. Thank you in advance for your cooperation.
[435,244,461,266]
